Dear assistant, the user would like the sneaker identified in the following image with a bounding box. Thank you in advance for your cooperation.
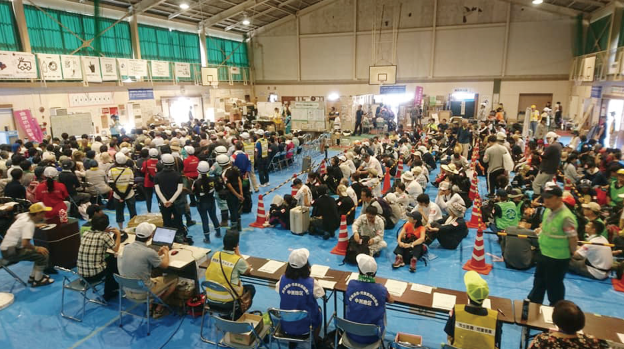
[187,220,197,227]
[409,257,417,273]
[265,182,271,187]
[215,229,221,238]
[392,255,405,268]
[203,237,211,244]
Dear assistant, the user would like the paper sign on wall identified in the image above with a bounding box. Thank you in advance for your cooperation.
[100,57,118,81]
[0,51,37,79]
[61,55,82,80]
[82,57,102,82]
[229,66,240,75]
[37,54,63,80]
[175,62,191,78]
[69,92,114,107]
[151,61,170,77]
[582,56,596,82]
[128,59,148,77]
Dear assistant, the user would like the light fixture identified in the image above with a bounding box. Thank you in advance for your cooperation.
[179,2,189,10]
[532,0,543,4]
[242,18,251,26]
[327,93,340,101]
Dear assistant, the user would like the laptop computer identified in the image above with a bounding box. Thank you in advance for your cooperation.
[148,227,177,251]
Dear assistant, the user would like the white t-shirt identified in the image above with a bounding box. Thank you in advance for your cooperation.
[0,213,35,250]
[412,202,443,225]
[346,186,358,206]
[294,184,312,207]
[365,157,383,177]
[576,235,612,279]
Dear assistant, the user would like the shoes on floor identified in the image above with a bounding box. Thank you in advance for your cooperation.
[187,220,196,227]
[392,255,405,268]
[410,257,417,273]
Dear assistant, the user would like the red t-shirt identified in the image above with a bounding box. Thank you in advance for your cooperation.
[403,222,425,241]
[183,155,199,179]
[142,158,158,188]
[34,181,69,218]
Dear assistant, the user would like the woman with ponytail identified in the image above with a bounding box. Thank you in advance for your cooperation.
[34,167,70,219]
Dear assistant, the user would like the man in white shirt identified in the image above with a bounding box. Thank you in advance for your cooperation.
[435,181,466,215]
[292,178,312,207]
[338,155,352,181]
[352,206,387,256]
[569,220,612,280]
[357,152,382,179]
[414,194,443,225]
[401,172,423,206]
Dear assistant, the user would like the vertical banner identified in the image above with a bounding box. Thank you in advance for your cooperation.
[414,86,423,106]
[13,109,43,142]
[61,55,83,80]
[37,54,63,80]
[82,56,102,82]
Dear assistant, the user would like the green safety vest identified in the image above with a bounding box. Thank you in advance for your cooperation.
[495,201,520,230]
[609,182,624,207]
[539,206,577,259]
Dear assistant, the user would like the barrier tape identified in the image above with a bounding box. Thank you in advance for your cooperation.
[485,230,615,247]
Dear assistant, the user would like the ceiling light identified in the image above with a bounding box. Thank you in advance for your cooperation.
[179,2,189,9]
[327,93,340,101]
[532,0,543,4]
[242,18,250,26]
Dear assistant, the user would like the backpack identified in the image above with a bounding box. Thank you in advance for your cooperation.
[374,198,394,229]
[344,235,370,264]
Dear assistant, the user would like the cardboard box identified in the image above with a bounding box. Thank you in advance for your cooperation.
[228,313,264,346]
[394,333,423,348]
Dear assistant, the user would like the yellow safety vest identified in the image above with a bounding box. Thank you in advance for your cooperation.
[258,139,268,159]
[453,305,498,349]
[243,141,255,164]
[204,251,244,302]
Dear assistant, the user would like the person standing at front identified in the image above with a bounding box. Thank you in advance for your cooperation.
[219,154,244,232]
[354,105,364,136]
[108,153,137,230]
[255,130,270,187]
[528,185,578,306]
[531,132,562,195]
[154,154,188,243]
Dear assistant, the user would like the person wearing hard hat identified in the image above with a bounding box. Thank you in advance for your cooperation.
[255,129,271,187]
[211,145,232,229]
[155,154,191,244]
[444,271,501,349]
[141,148,160,213]
[531,132,562,195]
[107,153,137,230]
[192,161,221,243]
[219,154,244,232]
[241,132,260,193]
[529,104,540,137]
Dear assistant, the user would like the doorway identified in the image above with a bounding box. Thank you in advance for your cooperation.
[0,107,16,132]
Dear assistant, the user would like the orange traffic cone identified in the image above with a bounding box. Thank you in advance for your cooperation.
[467,195,486,230]
[319,159,327,175]
[249,194,268,228]
[395,158,403,180]
[291,174,299,197]
[382,167,392,194]
[468,171,479,201]
[331,215,349,255]
[613,272,624,292]
[463,229,493,275]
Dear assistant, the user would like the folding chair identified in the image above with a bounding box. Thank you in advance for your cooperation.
[55,266,107,322]
[211,313,269,349]
[113,274,173,336]
[0,235,28,292]
[334,317,385,349]
[200,280,239,344]
[268,308,314,349]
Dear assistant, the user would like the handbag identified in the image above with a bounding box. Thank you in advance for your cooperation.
[218,252,252,315]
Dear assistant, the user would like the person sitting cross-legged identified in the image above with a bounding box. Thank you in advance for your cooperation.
[392,211,427,272]
[569,220,612,280]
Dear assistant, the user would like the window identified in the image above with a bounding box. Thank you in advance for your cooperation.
[0,1,20,51]
[206,36,249,81]
[138,25,200,63]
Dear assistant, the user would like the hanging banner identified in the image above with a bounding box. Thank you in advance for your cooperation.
[151,61,170,77]
[82,56,102,82]
[61,55,82,80]
[175,62,191,78]
[229,66,240,75]
[13,109,43,142]
[117,58,128,76]
[414,86,423,106]
[128,59,148,77]
[100,57,118,81]
[37,54,63,80]
[0,51,37,79]
[380,85,406,94]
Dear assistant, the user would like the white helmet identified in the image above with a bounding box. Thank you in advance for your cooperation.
[215,146,228,155]
[184,146,195,155]
[148,148,159,158]
[241,132,250,140]
[115,153,128,165]
[197,161,210,174]
[162,153,175,165]
[216,154,230,167]
[43,166,59,179]
[545,131,558,140]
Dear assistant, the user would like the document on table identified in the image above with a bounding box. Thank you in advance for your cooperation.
[540,305,554,324]
[310,265,330,278]
[318,280,337,289]
[169,259,187,269]
[346,273,360,284]
[482,299,491,310]
[618,333,624,343]
[385,280,408,297]
[257,260,286,274]
[432,292,456,311]
[410,283,433,294]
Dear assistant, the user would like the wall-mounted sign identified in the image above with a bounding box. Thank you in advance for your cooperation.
[175,62,191,78]
[119,59,148,77]
[82,56,102,83]
[151,60,170,77]
[100,57,118,81]
[69,92,114,107]
[37,54,62,80]
[591,86,602,98]
[61,55,82,80]
[0,51,37,79]
[229,66,240,75]
[128,88,154,100]
[380,85,406,94]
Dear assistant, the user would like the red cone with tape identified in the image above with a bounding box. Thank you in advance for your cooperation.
[463,229,492,275]
[331,215,349,255]
[467,195,486,230]
[468,171,479,201]
[395,158,403,180]
[320,159,327,175]
[249,194,267,228]
[382,167,392,194]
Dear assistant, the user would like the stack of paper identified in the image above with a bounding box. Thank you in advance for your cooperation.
[385,280,408,297]
[346,273,359,284]
[410,283,433,294]
[310,265,330,278]
[432,292,456,311]
[540,305,554,324]
[318,280,337,289]
[617,333,624,343]
[482,299,492,310]
[257,260,286,274]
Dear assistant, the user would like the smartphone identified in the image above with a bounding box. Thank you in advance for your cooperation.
[521,298,530,321]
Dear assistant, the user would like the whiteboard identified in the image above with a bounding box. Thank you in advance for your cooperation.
[257,102,282,118]
[51,113,94,137]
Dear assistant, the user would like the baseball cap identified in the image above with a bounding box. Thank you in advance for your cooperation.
[135,222,156,238]
[29,202,52,214]
[542,185,563,198]
[43,167,58,179]
[162,153,175,165]
[508,188,523,199]
[581,202,601,212]
[149,148,159,158]
[407,210,422,221]
[197,161,210,174]
[288,248,310,269]
[61,159,74,170]
[356,254,377,276]
[115,153,127,165]
[464,271,489,303]
[291,178,303,187]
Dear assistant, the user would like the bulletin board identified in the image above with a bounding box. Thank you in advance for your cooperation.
[51,113,94,137]
[291,101,326,131]
[257,102,282,118]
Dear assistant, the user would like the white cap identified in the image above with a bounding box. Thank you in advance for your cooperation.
[197,161,210,174]
[115,153,128,165]
[241,132,250,139]
[43,167,58,178]
[216,154,230,166]
[385,193,397,204]
[162,153,175,165]
[439,181,450,190]
[136,222,156,238]
[288,248,310,269]
[215,146,228,155]
[184,146,195,155]
[356,254,377,275]
[149,148,159,158]
[255,129,265,136]
[120,147,131,155]
[496,132,506,141]
[545,131,558,140]
[338,155,346,161]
